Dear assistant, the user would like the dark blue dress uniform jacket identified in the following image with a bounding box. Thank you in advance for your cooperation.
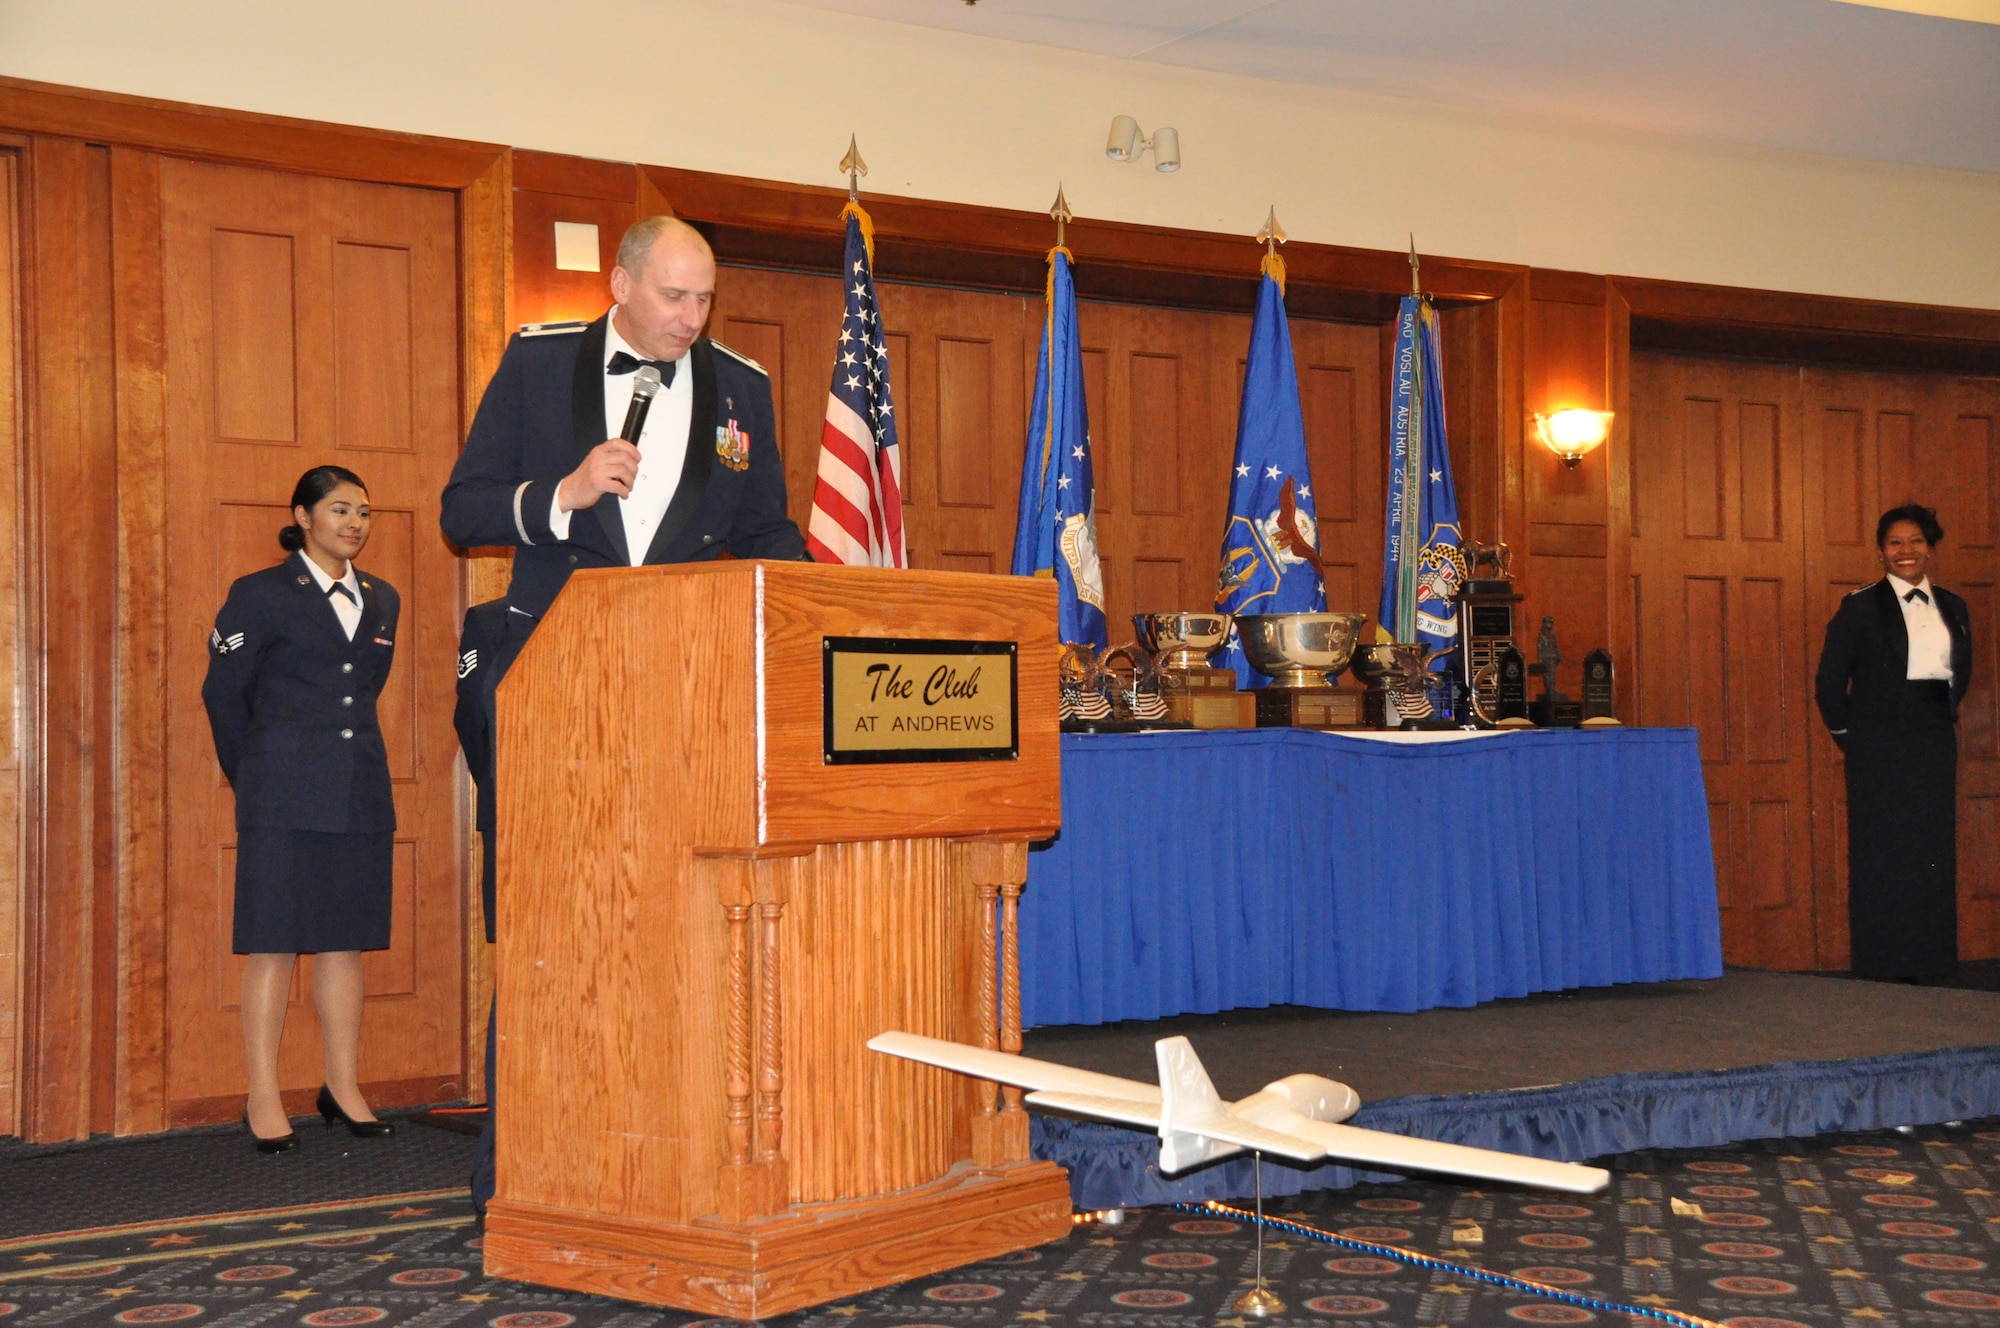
[453,598,507,944]
[439,315,807,623]
[202,553,400,833]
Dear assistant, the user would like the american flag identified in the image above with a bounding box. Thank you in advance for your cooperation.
[805,207,905,567]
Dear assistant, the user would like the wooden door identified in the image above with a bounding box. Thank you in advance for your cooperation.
[1631,355,1818,968]
[1803,367,2000,965]
[161,159,463,1123]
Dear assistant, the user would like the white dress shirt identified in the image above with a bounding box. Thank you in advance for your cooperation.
[1888,573,1954,681]
[301,554,362,641]
[547,309,693,565]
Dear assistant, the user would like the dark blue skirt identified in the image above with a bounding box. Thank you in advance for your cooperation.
[233,828,393,954]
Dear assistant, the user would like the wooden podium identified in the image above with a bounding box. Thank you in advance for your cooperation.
[482,561,1070,1319]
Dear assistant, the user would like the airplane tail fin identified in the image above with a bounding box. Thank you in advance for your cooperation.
[1155,1036,1241,1174]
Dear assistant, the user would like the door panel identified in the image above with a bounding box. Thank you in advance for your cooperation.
[1632,356,1815,968]
[162,159,463,1122]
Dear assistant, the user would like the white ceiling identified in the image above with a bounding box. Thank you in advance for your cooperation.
[781,0,2000,173]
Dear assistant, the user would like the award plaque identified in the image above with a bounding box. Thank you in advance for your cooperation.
[1581,648,1620,726]
[1255,687,1364,730]
[1494,645,1532,726]
[1455,542,1520,727]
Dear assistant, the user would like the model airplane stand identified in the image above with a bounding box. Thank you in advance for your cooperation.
[483,562,1071,1320]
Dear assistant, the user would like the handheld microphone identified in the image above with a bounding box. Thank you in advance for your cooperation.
[619,365,663,443]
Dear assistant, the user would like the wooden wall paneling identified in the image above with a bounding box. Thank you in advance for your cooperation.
[0,77,507,195]
[1521,273,1611,689]
[511,155,637,329]
[1632,352,1815,969]
[109,145,169,1134]
[0,147,20,1138]
[646,165,1523,324]
[458,151,511,1100]
[22,135,120,1141]
[1606,285,1638,719]
[1291,316,1385,626]
[1440,299,1504,549]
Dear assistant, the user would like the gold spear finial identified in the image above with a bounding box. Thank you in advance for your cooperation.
[1257,205,1287,258]
[1408,233,1421,296]
[840,134,868,203]
[1049,184,1073,248]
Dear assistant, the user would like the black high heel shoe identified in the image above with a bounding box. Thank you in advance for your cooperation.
[243,1108,299,1154]
[317,1084,394,1138]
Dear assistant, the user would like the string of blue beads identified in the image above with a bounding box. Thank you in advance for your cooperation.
[1171,1201,1724,1328]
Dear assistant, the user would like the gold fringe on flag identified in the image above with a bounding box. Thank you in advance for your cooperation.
[1261,248,1287,294]
[840,199,876,267]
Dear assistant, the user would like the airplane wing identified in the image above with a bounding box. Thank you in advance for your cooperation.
[867,1031,1162,1104]
[1020,1090,1163,1131]
[1295,1120,1609,1194]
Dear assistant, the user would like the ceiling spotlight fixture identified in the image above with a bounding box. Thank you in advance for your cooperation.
[1106,116,1180,173]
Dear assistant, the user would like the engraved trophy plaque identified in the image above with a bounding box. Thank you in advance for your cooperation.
[1494,645,1532,726]
[1581,648,1620,726]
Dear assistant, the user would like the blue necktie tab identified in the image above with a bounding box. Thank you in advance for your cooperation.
[328,582,356,604]
[607,350,675,387]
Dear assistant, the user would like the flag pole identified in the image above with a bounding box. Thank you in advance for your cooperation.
[1039,186,1074,491]
[1398,237,1425,641]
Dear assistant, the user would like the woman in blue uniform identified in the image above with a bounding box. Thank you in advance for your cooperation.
[203,465,401,1152]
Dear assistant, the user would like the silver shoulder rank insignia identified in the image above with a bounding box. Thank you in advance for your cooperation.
[709,339,768,376]
[519,320,588,338]
[458,648,479,679]
[211,628,246,654]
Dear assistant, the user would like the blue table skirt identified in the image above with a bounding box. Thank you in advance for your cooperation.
[1021,728,1722,1027]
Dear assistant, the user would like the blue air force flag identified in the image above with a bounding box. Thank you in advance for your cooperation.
[1377,295,1464,655]
[1214,268,1324,688]
[1010,247,1106,648]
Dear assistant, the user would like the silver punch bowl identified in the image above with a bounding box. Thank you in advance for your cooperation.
[1236,612,1366,688]
[1133,612,1232,671]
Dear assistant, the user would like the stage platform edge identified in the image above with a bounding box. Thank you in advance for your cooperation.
[1033,1044,2000,1209]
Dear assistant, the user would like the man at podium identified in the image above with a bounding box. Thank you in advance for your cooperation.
[441,215,808,1222]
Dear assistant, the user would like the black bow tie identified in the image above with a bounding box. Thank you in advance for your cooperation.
[328,582,357,604]
[1905,587,1929,604]
[607,350,676,387]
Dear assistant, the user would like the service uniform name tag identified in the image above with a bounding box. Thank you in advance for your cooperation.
[822,637,1018,764]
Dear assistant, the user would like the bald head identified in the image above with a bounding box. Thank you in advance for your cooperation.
[615,215,711,278]
[609,216,716,361]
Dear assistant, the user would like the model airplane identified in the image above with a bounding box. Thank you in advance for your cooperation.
[868,1031,1608,1194]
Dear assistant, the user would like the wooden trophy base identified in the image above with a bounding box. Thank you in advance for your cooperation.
[484,1160,1072,1321]
[1165,665,1256,729]
[1256,686,1364,730]
[1529,697,1584,728]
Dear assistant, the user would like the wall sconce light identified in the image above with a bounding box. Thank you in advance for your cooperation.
[1532,409,1614,469]
[1106,116,1180,172]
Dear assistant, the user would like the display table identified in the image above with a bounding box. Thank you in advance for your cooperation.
[1021,727,1722,1027]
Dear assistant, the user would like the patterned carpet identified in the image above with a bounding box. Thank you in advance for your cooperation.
[9,1121,2000,1326]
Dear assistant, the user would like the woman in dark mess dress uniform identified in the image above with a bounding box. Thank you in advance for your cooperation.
[203,466,400,1151]
[1814,504,1973,982]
